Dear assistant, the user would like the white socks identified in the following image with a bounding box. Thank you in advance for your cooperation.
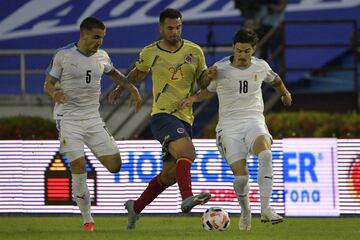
[257,150,273,212]
[72,173,94,224]
[233,175,250,213]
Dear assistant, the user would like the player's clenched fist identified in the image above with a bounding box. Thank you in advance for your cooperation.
[281,91,292,107]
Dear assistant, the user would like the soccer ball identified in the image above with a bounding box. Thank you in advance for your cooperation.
[202,207,230,231]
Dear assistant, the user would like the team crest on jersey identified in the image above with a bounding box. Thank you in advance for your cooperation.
[184,54,193,64]
[254,73,258,81]
[177,128,185,134]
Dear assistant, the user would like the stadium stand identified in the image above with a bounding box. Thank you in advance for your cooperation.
[0,1,359,139]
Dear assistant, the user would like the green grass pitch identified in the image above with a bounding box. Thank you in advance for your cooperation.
[0,215,358,240]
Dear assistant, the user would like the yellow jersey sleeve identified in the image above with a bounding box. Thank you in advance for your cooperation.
[195,47,207,81]
[135,45,157,73]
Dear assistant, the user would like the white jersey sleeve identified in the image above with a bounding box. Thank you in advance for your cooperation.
[262,60,278,83]
[48,51,64,80]
[101,50,114,74]
[207,63,220,92]
[207,80,217,92]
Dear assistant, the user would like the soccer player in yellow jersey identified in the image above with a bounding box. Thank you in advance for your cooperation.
[109,8,217,229]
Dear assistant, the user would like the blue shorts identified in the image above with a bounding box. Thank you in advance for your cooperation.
[150,113,192,160]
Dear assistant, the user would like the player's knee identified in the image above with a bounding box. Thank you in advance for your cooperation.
[235,175,249,186]
[99,154,122,173]
[107,159,122,173]
[253,136,271,154]
[70,158,86,173]
[169,139,196,161]
[108,162,121,173]
[234,175,249,194]
[163,177,176,187]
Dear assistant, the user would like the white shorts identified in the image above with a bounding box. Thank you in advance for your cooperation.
[56,117,119,162]
[216,120,272,165]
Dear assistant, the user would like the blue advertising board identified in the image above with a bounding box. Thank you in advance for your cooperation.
[1,139,359,216]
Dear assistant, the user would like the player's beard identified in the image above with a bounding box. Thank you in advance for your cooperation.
[166,35,180,46]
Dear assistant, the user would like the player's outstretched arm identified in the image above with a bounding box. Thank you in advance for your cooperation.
[179,89,215,109]
[126,67,148,86]
[44,75,67,104]
[197,66,218,89]
[271,76,292,107]
[107,68,142,111]
[108,67,147,105]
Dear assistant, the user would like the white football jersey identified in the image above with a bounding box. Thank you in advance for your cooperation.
[207,56,277,129]
[47,43,114,120]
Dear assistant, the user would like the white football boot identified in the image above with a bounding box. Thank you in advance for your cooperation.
[261,208,283,224]
[239,210,252,230]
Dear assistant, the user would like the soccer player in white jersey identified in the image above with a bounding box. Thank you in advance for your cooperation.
[44,17,142,232]
[180,28,292,230]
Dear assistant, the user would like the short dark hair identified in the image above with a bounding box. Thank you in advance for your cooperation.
[233,28,259,46]
[159,8,182,23]
[80,17,105,31]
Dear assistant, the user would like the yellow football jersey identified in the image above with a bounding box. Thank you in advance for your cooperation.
[135,39,207,125]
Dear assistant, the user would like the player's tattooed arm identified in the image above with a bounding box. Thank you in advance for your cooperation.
[110,67,148,92]
[271,76,292,107]
[126,67,148,86]
[108,67,147,104]
[107,68,132,88]
[197,66,218,89]
[107,68,142,110]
